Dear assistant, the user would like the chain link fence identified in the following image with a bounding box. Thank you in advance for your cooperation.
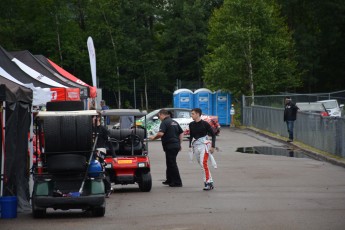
[242,91,345,158]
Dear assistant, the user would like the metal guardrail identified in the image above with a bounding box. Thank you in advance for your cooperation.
[242,105,345,158]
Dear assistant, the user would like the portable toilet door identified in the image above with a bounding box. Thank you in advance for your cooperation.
[212,91,231,125]
[173,88,194,109]
[194,88,213,115]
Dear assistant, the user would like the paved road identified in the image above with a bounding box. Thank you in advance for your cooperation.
[1,128,345,230]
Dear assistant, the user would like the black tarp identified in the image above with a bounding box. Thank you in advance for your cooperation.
[0,77,32,212]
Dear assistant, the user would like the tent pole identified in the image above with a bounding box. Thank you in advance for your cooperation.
[29,107,34,202]
[1,101,5,197]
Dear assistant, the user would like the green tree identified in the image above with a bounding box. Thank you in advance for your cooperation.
[203,0,301,100]
[85,0,167,109]
[278,0,345,93]
[160,0,213,88]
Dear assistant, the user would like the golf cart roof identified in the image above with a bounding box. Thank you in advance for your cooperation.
[100,109,147,116]
[36,110,99,117]
[36,109,147,117]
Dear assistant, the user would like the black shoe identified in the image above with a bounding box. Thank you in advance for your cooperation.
[105,191,111,198]
[162,180,170,185]
[203,182,214,191]
[169,183,183,187]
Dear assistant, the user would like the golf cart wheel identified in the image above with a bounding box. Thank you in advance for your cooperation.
[32,208,46,218]
[139,172,152,192]
[92,206,105,217]
[32,197,46,218]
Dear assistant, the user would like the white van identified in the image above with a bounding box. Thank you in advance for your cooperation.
[317,99,344,117]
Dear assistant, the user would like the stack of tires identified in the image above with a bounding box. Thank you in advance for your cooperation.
[44,115,93,173]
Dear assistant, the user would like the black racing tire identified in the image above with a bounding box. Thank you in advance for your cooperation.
[46,154,87,172]
[60,116,77,152]
[131,128,146,139]
[76,116,92,151]
[123,134,141,147]
[119,129,133,140]
[138,172,152,192]
[108,129,121,140]
[44,117,61,153]
[46,101,84,111]
[123,134,143,155]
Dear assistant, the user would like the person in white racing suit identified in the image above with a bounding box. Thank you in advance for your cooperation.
[189,108,217,190]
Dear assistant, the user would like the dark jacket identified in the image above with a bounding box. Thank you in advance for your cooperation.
[284,102,299,121]
[93,125,109,149]
[189,119,216,148]
[159,117,183,151]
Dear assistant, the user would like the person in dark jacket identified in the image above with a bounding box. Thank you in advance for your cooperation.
[284,97,299,142]
[149,109,184,187]
[92,114,114,197]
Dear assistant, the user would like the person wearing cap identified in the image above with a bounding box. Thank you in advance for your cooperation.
[284,97,299,142]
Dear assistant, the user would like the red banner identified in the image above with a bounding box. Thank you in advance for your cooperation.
[50,88,80,101]
[50,88,66,101]
[66,88,80,101]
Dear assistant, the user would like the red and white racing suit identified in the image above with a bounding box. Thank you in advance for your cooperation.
[192,136,216,184]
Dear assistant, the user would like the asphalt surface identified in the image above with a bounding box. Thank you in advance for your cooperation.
[1,127,345,230]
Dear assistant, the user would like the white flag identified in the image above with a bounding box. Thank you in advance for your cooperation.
[87,36,97,87]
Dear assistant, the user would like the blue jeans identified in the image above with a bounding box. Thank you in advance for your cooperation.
[286,121,295,140]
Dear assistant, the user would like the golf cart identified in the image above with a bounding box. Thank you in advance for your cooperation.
[100,109,152,192]
[31,110,106,218]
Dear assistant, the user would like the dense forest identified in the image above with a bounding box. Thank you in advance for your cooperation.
[0,0,344,109]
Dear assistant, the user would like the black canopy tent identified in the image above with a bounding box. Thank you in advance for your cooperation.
[0,76,33,212]
[10,50,89,98]
[0,46,51,88]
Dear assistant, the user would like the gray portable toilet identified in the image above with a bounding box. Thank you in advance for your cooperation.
[173,88,193,109]
[212,91,231,125]
[193,88,213,115]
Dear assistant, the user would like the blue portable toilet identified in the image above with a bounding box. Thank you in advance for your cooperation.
[194,88,213,115]
[173,88,194,109]
[212,91,232,125]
